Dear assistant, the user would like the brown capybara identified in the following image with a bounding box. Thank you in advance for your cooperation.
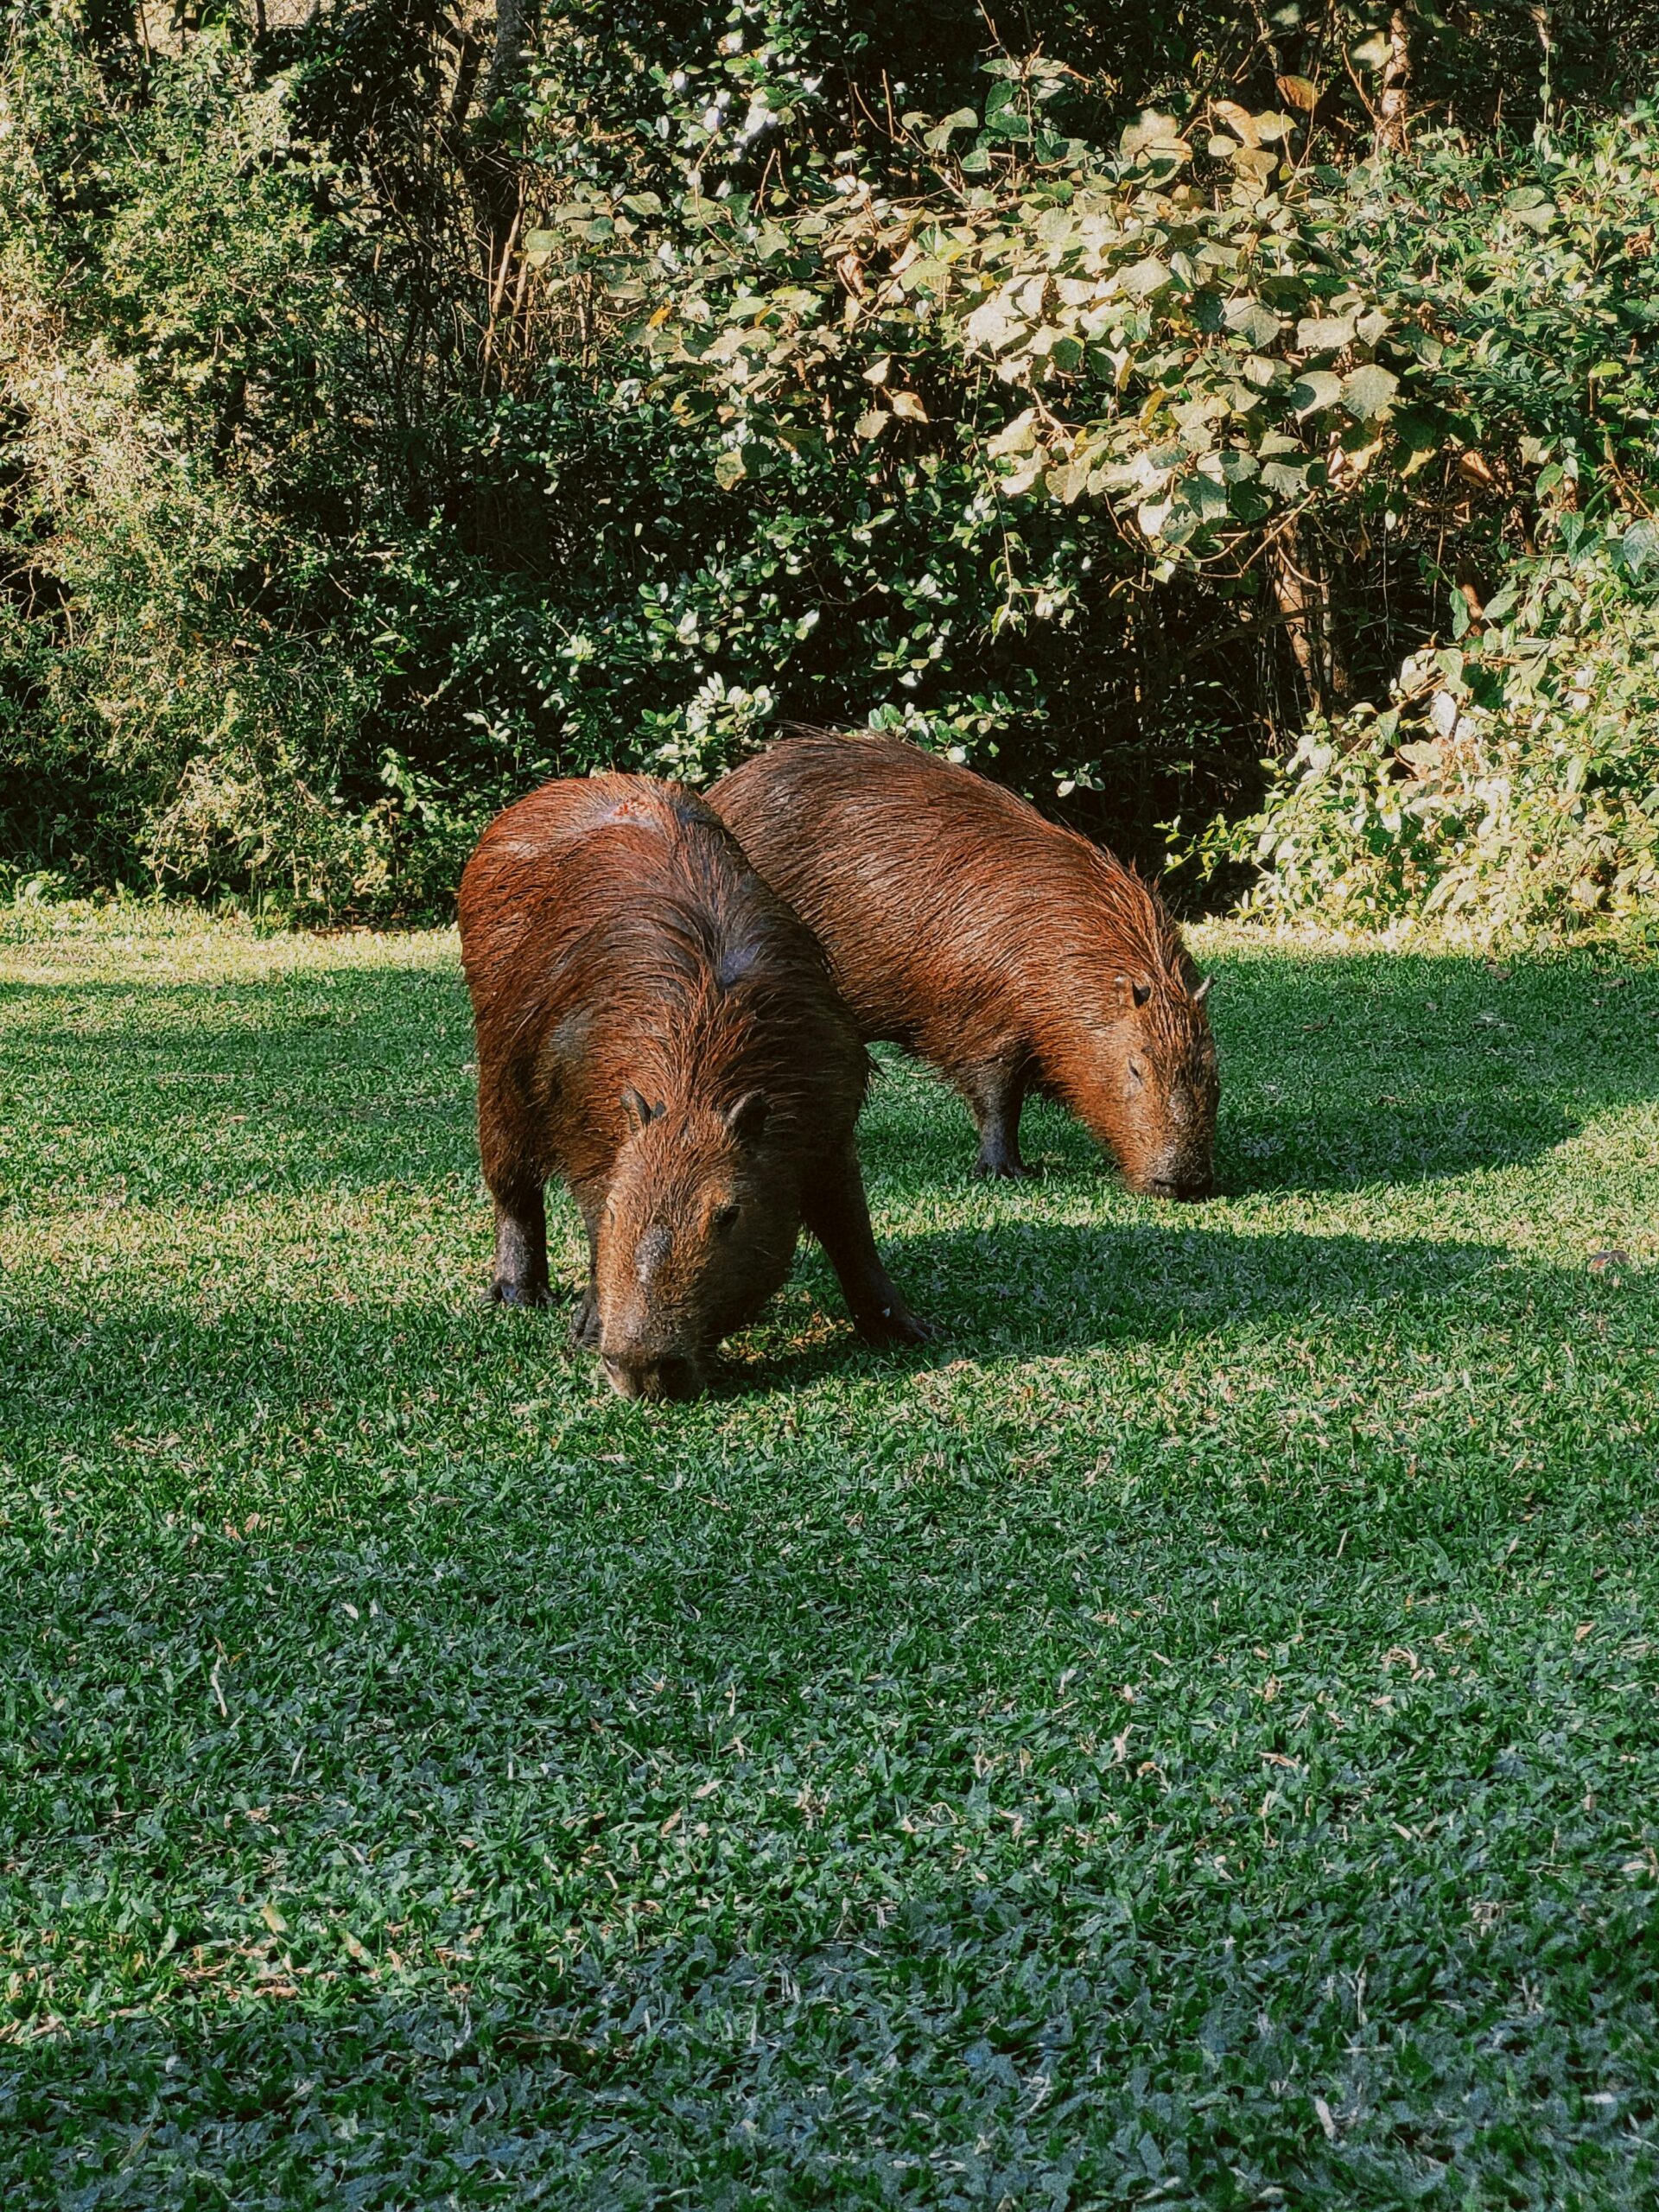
[457,774,928,1400]
[709,731,1217,1194]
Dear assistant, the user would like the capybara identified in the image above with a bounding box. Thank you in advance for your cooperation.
[457,774,928,1400]
[709,731,1217,1194]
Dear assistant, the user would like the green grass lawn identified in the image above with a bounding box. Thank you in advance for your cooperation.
[3,906,1658,2209]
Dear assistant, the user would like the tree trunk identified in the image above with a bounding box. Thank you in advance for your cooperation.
[1265,533,1325,720]
[1374,9,1411,156]
[483,0,527,112]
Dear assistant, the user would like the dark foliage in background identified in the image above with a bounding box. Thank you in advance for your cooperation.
[1,0,1656,928]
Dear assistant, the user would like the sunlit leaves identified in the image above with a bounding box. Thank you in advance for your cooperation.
[1288,371,1343,416]
[599,85,1425,561]
[1217,529,1659,941]
[1341,364,1400,421]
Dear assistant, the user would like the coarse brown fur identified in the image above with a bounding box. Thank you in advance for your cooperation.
[458,774,927,1399]
[709,731,1218,1193]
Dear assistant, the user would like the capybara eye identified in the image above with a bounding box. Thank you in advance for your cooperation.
[713,1203,741,1235]
[1127,1060,1147,1092]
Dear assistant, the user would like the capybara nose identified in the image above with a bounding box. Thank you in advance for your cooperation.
[1144,1169,1215,1202]
[602,1351,701,1402]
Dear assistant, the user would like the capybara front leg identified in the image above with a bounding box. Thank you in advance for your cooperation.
[490,1181,551,1306]
[570,1205,601,1348]
[962,1053,1033,1179]
[805,1146,933,1346]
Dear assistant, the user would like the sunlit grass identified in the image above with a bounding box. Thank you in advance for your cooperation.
[3,904,1658,2207]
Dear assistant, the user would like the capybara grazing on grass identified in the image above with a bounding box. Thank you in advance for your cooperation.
[458,775,928,1400]
[709,731,1217,1194]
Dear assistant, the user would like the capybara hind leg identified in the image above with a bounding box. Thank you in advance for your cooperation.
[490,1185,551,1306]
[805,1146,933,1346]
[961,1054,1033,1179]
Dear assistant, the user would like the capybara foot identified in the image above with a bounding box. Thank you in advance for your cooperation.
[571,1290,602,1348]
[492,1276,552,1307]
[974,1153,1035,1181]
[858,1300,936,1347]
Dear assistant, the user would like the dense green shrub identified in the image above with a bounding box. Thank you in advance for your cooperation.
[1207,524,1659,943]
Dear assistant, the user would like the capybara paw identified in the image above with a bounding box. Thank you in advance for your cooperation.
[974,1154,1035,1181]
[570,1300,601,1349]
[491,1277,551,1307]
[859,1303,936,1347]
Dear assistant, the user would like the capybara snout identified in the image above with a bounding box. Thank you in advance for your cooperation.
[1096,976,1219,1200]
[593,1093,798,1396]
[601,1350,702,1402]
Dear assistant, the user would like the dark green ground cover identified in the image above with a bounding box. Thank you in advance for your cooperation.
[2,910,1657,2208]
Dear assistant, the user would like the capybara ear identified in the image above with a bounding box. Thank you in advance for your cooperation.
[620,1085,664,1132]
[1192,975,1212,1005]
[724,1090,769,1147]
[1116,974,1153,1011]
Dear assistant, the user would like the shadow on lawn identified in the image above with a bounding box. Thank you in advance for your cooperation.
[863,1085,1584,1201]
[766,1218,1513,1391]
[3,1221,1516,1438]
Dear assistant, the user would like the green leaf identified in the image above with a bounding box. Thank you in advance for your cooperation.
[987,410,1038,457]
[1340,364,1399,421]
[963,297,1020,348]
[1179,474,1230,522]
[1261,460,1308,497]
[1122,257,1172,298]
[1288,371,1342,416]
[714,449,747,486]
[924,107,979,149]
[1225,300,1284,349]
[1297,315,1354,353]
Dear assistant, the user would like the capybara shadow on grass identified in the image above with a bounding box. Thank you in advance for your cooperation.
[458,775,929,1401]
[709,730,1218,1195]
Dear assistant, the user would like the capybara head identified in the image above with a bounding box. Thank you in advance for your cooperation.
[1081,969,1217,1199]
[594,1088,798,1400]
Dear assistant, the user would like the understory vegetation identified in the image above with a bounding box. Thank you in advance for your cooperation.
[3,3,1657,936]
[3,906,1658,2202]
